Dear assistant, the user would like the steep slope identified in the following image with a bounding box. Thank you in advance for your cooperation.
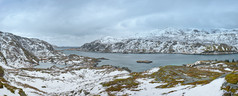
[0,66,27,96]
[5,66,129,95]
[0,31,105,95]
[80,28,238,54]
[0,31,61,68]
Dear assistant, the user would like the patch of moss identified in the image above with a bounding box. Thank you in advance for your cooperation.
[0,81,28,95]
[0,66,5,89]
[17,82,46,94]
[162,90,177,95]
[3,83,18,93]
[18,89,27,96]
[20,68,45,72]
[184,80,212,85]
[0,77,7,82]
[0,81,3,88]
[149,66,223,88]
[122,94,129,96]
[102,64,226,94]
[155,82,179,88]
[0,66,4,77]
[221,86,238,94]
[130,72,144,78]
[0,66,27,95]
[225,72,238,84]
[2,82,27,95]
[102,77,139,92]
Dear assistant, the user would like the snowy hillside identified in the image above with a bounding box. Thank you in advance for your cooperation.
[2,60,237,96]
[0,31,98,68]
[80,28,238,54]
[0,31,236,96]
[0,31,63,68]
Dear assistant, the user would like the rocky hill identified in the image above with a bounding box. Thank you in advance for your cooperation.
[0,32,130,96]
[80,28,238,54]
[0,31,63,68]
[0,31,96,68]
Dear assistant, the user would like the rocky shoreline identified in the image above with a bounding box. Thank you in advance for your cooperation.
[62,48,238,55]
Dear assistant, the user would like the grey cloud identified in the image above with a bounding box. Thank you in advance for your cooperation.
[0,0,238,46]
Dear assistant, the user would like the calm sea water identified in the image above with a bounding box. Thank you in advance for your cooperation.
[62,50,238,72]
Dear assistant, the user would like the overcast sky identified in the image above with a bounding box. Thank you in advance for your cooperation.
[0,0,238,46]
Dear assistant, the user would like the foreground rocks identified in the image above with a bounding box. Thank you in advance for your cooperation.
[221,72,238,96]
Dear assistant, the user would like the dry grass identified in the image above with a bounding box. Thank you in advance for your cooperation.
[0,66,4,77]
[150,66,223,88]
[225,72,238,84]
[102,77,139,92]
[0,66,27,96]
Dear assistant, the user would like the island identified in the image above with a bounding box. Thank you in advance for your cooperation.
[136,60,153,63]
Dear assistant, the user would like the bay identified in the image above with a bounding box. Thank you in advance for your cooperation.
[62,50,238,72]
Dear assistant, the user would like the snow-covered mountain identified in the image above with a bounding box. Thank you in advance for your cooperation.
[0,31,100,68]
[80,28,238,54]
[0,31,63,68]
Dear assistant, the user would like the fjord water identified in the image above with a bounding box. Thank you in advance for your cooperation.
[62,50,238,72]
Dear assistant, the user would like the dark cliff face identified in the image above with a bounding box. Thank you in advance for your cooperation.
[0,32,60,67]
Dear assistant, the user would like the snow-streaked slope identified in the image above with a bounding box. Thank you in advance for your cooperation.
[5,66,130,95]
[181,78,225,96]
[0,87,20,96]
[80,28,238,54]
[0,31,124,95]
[0,31,97,68]
[116,78,224,96]
[0,31,62,68]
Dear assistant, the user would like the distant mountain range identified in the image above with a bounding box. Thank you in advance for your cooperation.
[79,28,238,54]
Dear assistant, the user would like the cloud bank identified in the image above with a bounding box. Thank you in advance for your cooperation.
[0,0,238,46]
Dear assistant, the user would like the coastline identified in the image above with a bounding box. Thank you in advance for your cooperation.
[60,48,238,55]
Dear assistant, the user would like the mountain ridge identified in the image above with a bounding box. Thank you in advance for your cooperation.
[0,31,97,68]
[79,28,238,54]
